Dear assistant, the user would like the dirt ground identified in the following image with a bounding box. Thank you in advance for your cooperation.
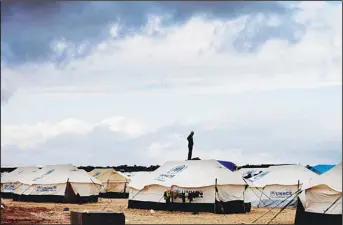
[1,198,296,224]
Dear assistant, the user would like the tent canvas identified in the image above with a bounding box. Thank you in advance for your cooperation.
[11,164,76,196]
[88,168,130,198]
[1,166,40,198]
[10,164,102,203]
[294,162,342,225]
[128,159,249,213]
[302,162,342,214]
[123,171,151,178]
[237,168,269,179]
[244,164,318,208]
[1,172,9,178]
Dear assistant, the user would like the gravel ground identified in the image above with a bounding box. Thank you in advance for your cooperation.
[1,198,296,224]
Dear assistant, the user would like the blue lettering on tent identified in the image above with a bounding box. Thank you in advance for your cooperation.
[4,184,15,191]
[270,191,292,198]
[156,165,188,182]
[36,185,57,192]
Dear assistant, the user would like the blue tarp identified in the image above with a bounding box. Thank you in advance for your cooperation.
[217,160,237,172]
[310,164,335,174]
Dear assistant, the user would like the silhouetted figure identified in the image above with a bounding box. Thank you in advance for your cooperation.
[187,131,194,160]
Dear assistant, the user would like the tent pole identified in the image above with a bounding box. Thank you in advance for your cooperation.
[257,187,265,208]
[214,178,217,213]
[107,179,109,193]
[297,180,300,191]
[323,193,342,214]
[66,178,70,202]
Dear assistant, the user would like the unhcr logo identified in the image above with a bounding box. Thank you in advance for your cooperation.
[36,185,57,192]
[168,165,187,174]
[156,165,188,182]
[270,191,292,198]
[4,184,15,191]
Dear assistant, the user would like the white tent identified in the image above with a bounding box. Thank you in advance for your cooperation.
[88,168,130,197]
[11,164,102,203]
[10,164,75,196]
[302,162,342,214]
[1,172,9,178]
[128,159,248,213]
[1,166,40,197]
[244,164,318,208]
[294,162,342,225]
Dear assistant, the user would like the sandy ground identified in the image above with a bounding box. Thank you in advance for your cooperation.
[1,198,296,224]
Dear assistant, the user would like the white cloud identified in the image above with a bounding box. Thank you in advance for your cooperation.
[98,116,146,137]
[1,117,146,149]
[1,107,341,166]
[1,2,341,166]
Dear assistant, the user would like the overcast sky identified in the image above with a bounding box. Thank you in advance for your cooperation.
[1,1,342,167]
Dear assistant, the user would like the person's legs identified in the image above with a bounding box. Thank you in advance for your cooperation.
[188,145,193,160]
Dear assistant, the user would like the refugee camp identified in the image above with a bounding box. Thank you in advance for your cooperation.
[1,159,341,224]
[1,0,341,224]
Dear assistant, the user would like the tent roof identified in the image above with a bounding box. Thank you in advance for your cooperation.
[237,167,269,174]
[122,171,151,177]
[305,162,342,192]
[1,166,41,183]
[1,164,102,185]
[28,165,102,185]
[128,159,246,190]
[88,168,129,182]
[245,164,318,187]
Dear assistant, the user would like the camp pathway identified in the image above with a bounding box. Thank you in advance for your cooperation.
[1,198,296,224]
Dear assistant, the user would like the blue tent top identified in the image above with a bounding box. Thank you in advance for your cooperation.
[217,160,237,172]
[310,164,335,174]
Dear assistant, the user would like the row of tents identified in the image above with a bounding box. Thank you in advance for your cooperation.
[1,164,130,202]
[1,160,341,224]
[126,161,341,217]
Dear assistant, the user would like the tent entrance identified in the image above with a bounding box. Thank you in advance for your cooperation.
[64,181,78,203]
[214,200,250,214]
[294,197,342,225]
[64,182,98,203]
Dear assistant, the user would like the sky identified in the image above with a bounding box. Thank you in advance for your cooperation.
[1,1,342,167]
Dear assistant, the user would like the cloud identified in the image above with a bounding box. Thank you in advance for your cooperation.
[2,98,341,166]
[1,117,146,149]
[1,1,341,104]
[1,1,296,67]
[1,2,341,166]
